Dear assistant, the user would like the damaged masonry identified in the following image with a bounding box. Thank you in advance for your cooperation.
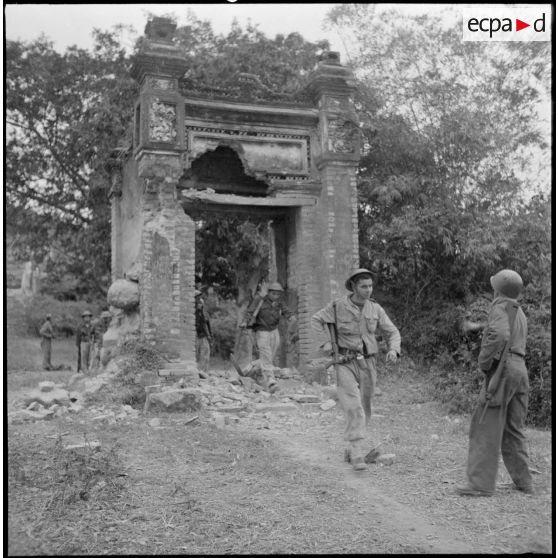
[105,17,361,376]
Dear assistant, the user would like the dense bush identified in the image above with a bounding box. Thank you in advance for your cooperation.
[205,296,238,359]
[393,291,551,427]
[23,294,102,337]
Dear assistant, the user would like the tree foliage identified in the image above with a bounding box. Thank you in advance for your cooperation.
[6,28,138,299]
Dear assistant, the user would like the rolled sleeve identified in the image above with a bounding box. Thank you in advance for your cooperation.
[376,305,401,355]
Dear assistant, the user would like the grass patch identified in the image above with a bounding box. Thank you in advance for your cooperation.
[7,335,77,374]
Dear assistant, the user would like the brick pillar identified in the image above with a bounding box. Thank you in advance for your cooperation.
[138,154,196,364]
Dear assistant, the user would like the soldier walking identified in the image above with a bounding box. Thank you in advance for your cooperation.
[195,290,212,374]
[39,314,54,370]
[456,270,534,496]
[240,282,293,393]
[312,269,401,471]
[76,310,94,373]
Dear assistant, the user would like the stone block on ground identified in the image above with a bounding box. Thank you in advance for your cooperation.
[376,453,396,465]
[212,405,247,414]
[320,399,337,411]
[253,403,299,414]
[286,394,321,403]
[23,388,70,409]
[145,389,203,413]
[64,441,101,452]
[38,381,56,392]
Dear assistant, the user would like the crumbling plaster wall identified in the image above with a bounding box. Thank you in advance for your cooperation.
[119,158,142,276]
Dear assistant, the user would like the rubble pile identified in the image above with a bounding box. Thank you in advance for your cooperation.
[7,363,339,428]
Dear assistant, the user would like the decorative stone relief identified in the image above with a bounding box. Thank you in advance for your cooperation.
[149,100,177,142]
[327,118,359,154]
[149,77,175,90]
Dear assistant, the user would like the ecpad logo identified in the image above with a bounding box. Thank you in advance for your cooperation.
[463,6,551,41]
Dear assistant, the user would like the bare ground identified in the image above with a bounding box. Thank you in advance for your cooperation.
[7,363,553,555]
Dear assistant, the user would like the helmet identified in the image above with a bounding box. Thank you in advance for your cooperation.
[268,282,284,292]
[490,269,523,299]
[100,311,112,319]
[345,268,374,291]
[81,310,93,317]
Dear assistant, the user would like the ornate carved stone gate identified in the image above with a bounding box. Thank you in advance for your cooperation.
[110,18,361,373]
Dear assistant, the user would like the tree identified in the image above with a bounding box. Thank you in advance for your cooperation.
[326,6,551,306]
[6,28,138,299]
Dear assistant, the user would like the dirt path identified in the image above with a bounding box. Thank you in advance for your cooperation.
[250,424,476,554]
[8,369,553,555]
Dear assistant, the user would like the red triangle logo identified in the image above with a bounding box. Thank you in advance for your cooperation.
[516,19,530,31]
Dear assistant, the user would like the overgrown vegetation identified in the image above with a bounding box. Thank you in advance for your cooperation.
[110,339,165,407]
[23,293,102,336]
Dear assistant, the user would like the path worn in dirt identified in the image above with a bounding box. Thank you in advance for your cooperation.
[236,418,478,554]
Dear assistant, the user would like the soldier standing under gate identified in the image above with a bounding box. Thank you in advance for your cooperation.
[39,314,54,370]
[76,310,94,373]
[456,269,534,496]
[240,282,294,393]
[195,290,212,374]
[89,310,112,373]
[312,269,401,471]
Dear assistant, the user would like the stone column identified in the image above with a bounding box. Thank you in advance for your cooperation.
[137,154,196,363]
[300,52,361,376]
[129,17,195,363]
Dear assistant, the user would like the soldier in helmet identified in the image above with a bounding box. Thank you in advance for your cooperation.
[456,269,534,496]
[39,314,54,370]
[312,269,401,471]
[76,310,94,373]
[240,281,294,393]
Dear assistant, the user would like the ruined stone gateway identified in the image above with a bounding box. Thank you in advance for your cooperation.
[108,18,360,375]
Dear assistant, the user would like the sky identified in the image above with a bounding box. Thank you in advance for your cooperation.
[4,3,456,62]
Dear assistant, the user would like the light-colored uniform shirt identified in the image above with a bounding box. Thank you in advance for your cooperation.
[478,296,527,372]
[311,295,401,355]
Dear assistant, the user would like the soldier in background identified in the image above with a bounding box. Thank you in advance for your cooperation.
[76,310,94,373]
[89,310,112,373]
[240,282,294,393]
[39,314,54,370]
[195,290,212,374]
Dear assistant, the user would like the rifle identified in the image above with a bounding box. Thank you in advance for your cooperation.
[478,302,519,424]
[246,297,264,328]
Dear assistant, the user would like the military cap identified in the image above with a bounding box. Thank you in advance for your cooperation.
[345,268,374,291]
[268,282,284,292]
[81,310,93,317]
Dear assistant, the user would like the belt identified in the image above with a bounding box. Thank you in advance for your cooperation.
[509,351,525,358]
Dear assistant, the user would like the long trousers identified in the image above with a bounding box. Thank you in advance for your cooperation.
[336,356,377,460]
[466,354,533,493]
[196,336,210,373]
[255,329,280,387]
[41,338,52,370]
[79,342,91,373]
